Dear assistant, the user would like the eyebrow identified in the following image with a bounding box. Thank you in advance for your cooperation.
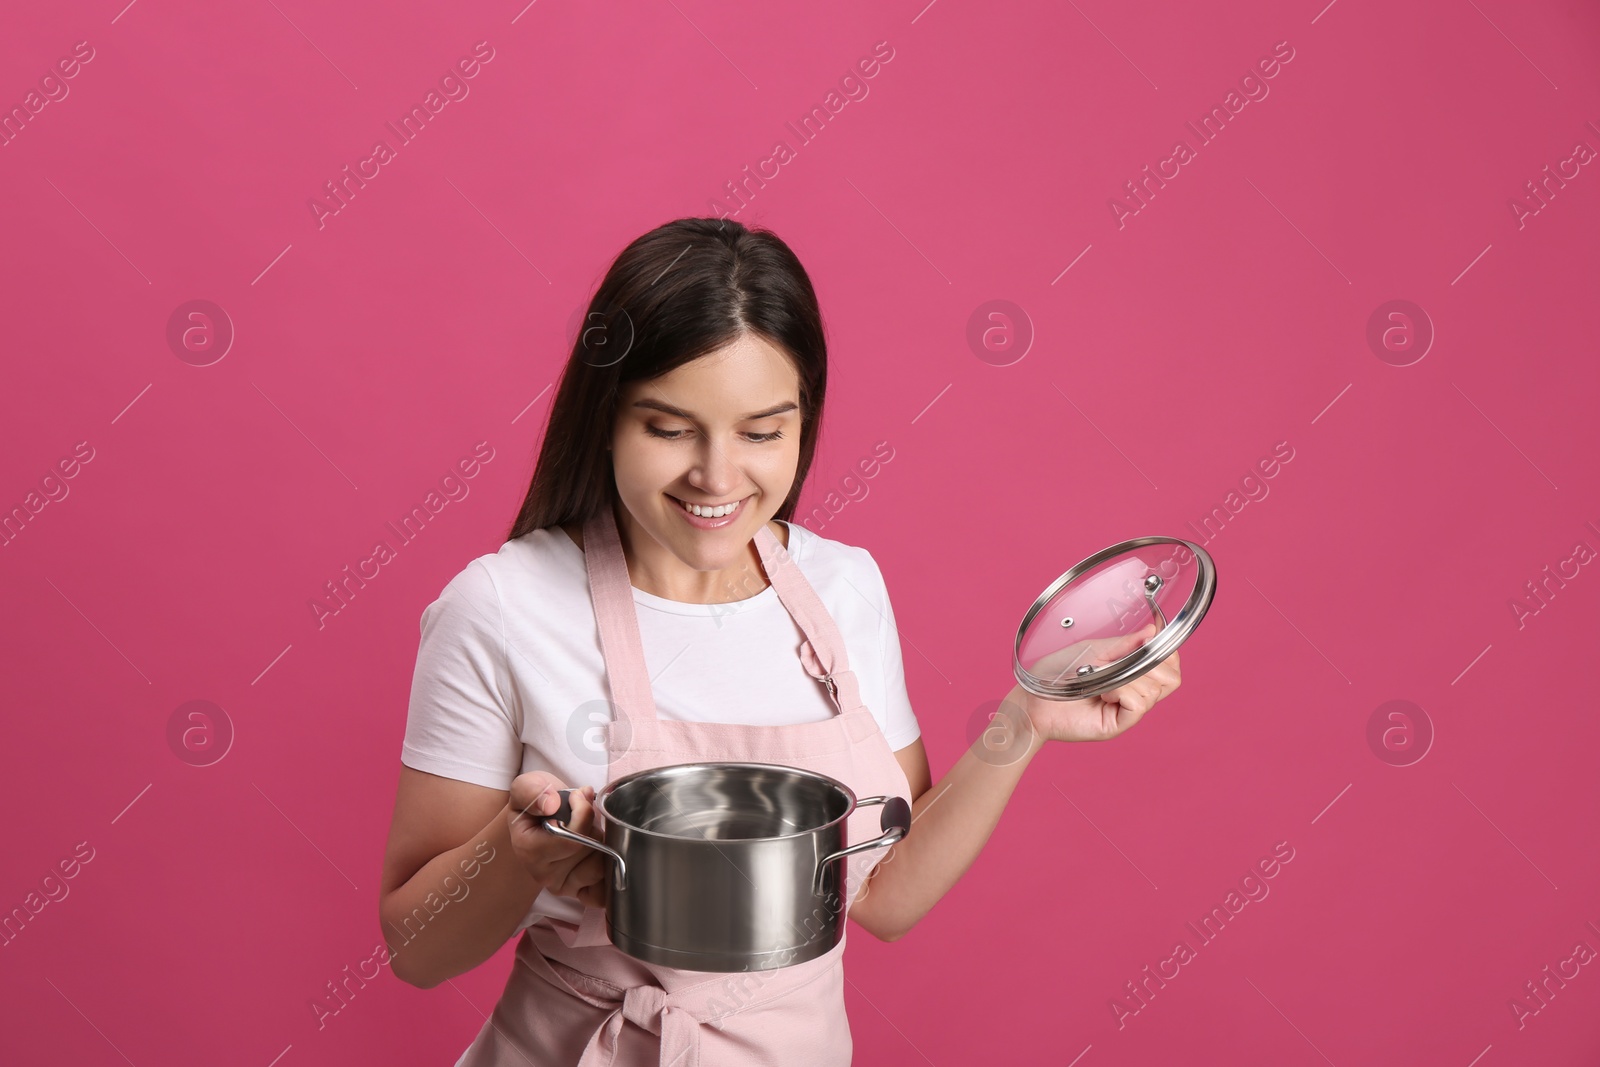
[632,399,798,421]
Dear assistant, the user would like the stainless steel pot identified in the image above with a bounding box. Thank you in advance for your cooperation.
[539,762,911,972]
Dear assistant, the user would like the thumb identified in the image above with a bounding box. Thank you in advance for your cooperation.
[510,771,568,817]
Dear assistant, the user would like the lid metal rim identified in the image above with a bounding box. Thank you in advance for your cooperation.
[1012,536,1216,701]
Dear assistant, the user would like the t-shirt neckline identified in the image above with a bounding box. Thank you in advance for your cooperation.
[550,519,802,618]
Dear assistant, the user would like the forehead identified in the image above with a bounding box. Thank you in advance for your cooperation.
[622,334,800,414]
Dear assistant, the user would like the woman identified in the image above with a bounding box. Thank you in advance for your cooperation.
[378,217,1180,1065]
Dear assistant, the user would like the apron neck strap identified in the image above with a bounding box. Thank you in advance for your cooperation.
[753,518,863,713]
[581,500,860,725]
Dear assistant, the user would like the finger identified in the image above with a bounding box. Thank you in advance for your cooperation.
[1144,663,1180,691]
[1116,689,1151,716]
[1137,676,1166,707]
[561,790,602,835]
[1096,623,1158,662]
[533,786,601,832]
[1115,701,1153,731]
[1119,679,1162,714]
[1133,657,1180,694]
[509,805,551,842]
[556,853,606,898]
[511,791,561,834]
[510,772,569,818]
[576,877,610,910]
[1109,679,1160,715]
[512,806,576,849]
[510,814,574,869]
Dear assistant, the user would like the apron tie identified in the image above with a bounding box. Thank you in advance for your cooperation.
[573,981,703,1067]
[518,942,708,1067]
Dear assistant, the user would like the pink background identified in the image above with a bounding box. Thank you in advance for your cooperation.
[3,0,1598,1063]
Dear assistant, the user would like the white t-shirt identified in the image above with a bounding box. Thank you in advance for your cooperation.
[399,519,921,925]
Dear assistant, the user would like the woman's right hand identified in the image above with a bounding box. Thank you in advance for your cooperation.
[508,772,609,910]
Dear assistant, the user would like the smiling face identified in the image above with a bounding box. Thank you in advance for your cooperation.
[608,332,803,602]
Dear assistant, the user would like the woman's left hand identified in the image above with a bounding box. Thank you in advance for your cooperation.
[1007,623,1181,744]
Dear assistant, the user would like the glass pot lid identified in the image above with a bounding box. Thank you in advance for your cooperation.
[1013,536,1216,701]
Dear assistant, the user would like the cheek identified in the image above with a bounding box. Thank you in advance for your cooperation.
[757,443,801,491]
[611,439,675,489]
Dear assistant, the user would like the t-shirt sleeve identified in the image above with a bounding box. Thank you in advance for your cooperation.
[865,553,922,751]
[400,558,523,790]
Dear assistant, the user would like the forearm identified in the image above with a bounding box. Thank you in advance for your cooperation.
[852,710,1048,941]
[380,802,541,988]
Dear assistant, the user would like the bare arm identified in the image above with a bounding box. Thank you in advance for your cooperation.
[377,767,541,988]
[847,723,1043,943]
[850,645,1181,942]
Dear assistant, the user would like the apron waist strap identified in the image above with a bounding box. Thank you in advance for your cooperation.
[519,943,710,1067]
[517,921,850,1066]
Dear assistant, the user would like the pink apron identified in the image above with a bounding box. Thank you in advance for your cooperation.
[453,503,913,1066]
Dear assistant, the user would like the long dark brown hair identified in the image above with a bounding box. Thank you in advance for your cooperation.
[506,217,828,541]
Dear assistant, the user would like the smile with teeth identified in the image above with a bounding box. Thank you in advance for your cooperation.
[671,494,748,518]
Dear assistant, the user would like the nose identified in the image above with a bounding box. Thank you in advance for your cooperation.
[687,434,741,496]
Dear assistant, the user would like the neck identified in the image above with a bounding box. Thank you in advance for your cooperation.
[613,501,780,604]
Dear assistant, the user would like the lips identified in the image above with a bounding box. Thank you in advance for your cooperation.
[668,493,749,528]
[670,494,746,512]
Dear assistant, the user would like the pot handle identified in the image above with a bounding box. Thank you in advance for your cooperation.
[537,789,628,892]
[813,796,911,895]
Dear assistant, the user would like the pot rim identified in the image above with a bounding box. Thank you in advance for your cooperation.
[595,760,861,843]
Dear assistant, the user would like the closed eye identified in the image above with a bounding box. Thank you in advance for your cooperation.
[646,426,785,443]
